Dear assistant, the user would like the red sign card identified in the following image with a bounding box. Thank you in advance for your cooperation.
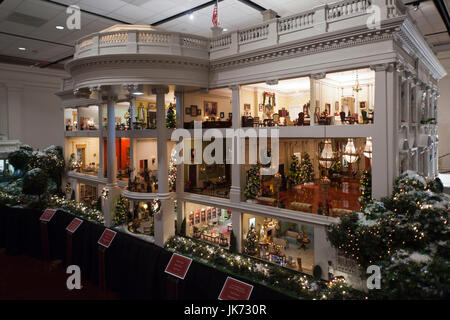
[40,209,57,222]
[66,218,83,234]
[218,277,254,300]
[165,253,193,280]
[97,229,117,248]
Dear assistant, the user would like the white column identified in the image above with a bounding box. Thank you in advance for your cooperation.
[153,86,174,247]
[175,91,184,129]
[229,85,241,203]
[313,225,336,281]
[229,84,242,252]
[76,106,81,131]
[231,210,242,252]
[175,91,185,233]
[98,104,104,179]
[309,73,325,126]
[371,63,396,200]
[103,91,121,227]
[129,95,136,130]
[6,85,23,141]
[310,78,316,126]
[130,137,137,181]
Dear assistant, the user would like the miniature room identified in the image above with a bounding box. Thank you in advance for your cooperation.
[65,137,100,176]
[183,88,232,129]
[241,137,373,215]
[242,213,315,275]
[184,201,232,249]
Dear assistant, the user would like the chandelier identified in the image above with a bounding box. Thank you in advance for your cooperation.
[343,138,358,164]
[353,70,362,93]
[363,137,372,159]
[319,139,334,169]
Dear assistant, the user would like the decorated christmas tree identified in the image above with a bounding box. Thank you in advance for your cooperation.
[243,226,259,256]
[299,152,314,184]
[287,154,301,185]
[243,165,260,200]
[168,148,177,192]
[166,103,176,129]
[113,195,128,226]
[359,169,372,210]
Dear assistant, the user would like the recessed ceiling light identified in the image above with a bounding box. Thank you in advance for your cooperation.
[56,25,64,30]
[18,47,26,51]
[189,13,194,20]
[223,28,228,32]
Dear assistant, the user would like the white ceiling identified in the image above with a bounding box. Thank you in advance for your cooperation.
[244,68,375,93]
[0,0,448,67]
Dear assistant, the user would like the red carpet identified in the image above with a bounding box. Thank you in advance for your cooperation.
[0,250,117,300]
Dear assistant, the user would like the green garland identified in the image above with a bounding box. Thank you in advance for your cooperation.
[165,236,364,300]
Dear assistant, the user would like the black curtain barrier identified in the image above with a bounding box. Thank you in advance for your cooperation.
[0,205,292,300]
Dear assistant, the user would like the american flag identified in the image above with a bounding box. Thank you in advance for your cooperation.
[212,3,218,27]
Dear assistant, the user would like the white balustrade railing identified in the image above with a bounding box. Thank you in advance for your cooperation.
[181,35,209,49]
[73,0,405,59]
[239,23,269,44]
[210,34,232,50]
[278,10,315,33]
[99,31,128,45]
[327,0,371,21]
[138,31,170,44]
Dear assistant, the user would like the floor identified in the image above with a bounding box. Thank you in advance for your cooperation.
[259,179,361,215]
[0,250,117,300]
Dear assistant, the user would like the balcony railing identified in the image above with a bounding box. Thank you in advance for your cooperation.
[73,0,405,62]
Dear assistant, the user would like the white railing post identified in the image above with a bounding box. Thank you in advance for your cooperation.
[313,4,328,33]
[126,30,137,53]
[170,33,182,55]
[267,19,278,46]
[371,0,389,20]
[93,34,99,55]
[230,31,239,54]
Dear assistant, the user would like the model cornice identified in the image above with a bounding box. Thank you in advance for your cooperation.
[209,20,402,71]
[395,18,447,80]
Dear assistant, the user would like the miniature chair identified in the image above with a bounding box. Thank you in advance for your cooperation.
[297,112,305,126]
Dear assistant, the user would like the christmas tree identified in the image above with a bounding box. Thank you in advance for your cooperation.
[287,154,301,185]
[243,226,259,256]
[166,103,176,129]
[327,171,450,299]
[359,169,372,210]
[243,165,260,200]
[168,148,177,192]
[299,152,314,184]
[113,195,128,226]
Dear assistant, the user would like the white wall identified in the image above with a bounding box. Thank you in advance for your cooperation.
[438,52,450,172]
[0,63,68,149]
[135,139,158,171]
[64,137,99,167]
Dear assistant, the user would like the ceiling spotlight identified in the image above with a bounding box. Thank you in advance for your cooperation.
[18,47,26,51]
[223,28,228,32]
[189,13,194,20]
[56,25,64,30]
